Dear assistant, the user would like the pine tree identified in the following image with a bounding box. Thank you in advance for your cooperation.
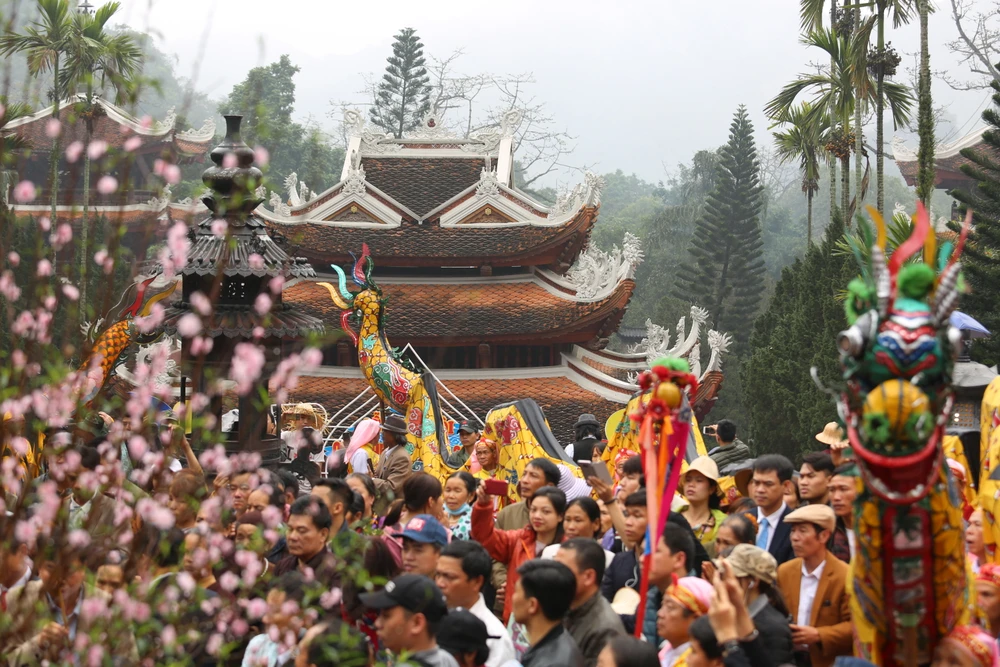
[370,27,430,138]
[743,213,854,459]
[951,76,1000,367]
[673,105,766,349]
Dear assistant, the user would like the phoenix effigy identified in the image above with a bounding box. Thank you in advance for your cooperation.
[837,203,971,665]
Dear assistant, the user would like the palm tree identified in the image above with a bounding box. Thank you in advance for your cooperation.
[766,28,913,224]
[0,99,32,213]
[61,1,141,309]
[799,0,840,220]
[772,102,830,244]
[0,0,73,225]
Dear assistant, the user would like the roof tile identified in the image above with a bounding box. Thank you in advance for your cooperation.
[361,156,483,217]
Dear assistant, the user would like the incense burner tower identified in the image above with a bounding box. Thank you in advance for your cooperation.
[161,115,324,462]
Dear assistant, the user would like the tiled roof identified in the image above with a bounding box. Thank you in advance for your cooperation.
[896,141,1000,189]
[161,303,324,339]
[361,157,483,217]
[283,277,635,345]
[289,374,623,445]
[266,206,596,270]
[8,102,210,155]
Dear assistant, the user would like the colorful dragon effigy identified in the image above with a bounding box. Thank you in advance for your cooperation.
[837,203,971,665]
[321,246,583,481]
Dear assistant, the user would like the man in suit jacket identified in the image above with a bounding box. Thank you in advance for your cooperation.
[776,504,852,667]
[3,547,139,665]
[751,454,796,565]
[373,415,413,514]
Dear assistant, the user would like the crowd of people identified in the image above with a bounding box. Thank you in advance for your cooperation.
[0,411,996,667]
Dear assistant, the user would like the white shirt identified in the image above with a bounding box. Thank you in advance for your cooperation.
[797,559,827,627]
[349,449,371,474]
[847,529,856,561]
[540,543,615,570]
[756,502,787,552]
[470,594,517,667]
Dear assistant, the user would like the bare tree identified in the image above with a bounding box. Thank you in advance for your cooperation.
[940,0,1000,90]
[330,49,576,188]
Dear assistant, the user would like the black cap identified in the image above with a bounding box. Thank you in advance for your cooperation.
[437,609,496,663]
[359,574,447,621]
[458,421,478,434]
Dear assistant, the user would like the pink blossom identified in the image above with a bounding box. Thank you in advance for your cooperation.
[254,146,270,166]
[229,342,266,394]
[45,118,61,138]
[81,596,108,623]
[9,436,28,456]
[96,175,118,195]
[177,313,202,337]
[167,221,189,269]
[50,222,72,248]
[222,153,238,169]
[87,140,108,160]
[87,644,104,667]
[219,571,239,592]
[0,270,21,301]
[135,302,165,333]
[248,253,265,270]
[140,115,153,130]
[206,632,224,656]
[37,216,50,232]
[36,259,52,277]
[163,163,181,184]
[269,276,285,294]
[103,256,115,274]
[94,248,108,266]
[261,505,283,529]
[191,336,214,356]
[67,529,91,548]
[254,293,272,315]
[43,296,56,311]
[319,588,342,609]
[61,284,80,301]
[161,625,177,647]
[12,180,35,203]
[124,135,142,152]
[128,435,148,460]
[253,326,265,339]
[190,291,212,316]
[231,618,249,637]
[65,140,84,163]
[210,218,228,238]
[153,158,166,176]
[137,497,175,529]
[7,251,19,267]
[245,596,268,620]
[14,519,38,545]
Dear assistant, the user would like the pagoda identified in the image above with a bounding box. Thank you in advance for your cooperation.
[255,110,724,442]
[4,95,215,224]
[892,129,995,192]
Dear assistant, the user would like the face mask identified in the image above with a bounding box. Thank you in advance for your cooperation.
[446,503,470,517]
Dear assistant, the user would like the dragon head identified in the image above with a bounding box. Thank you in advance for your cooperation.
[317,243,382,347]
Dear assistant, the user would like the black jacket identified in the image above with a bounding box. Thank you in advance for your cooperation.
[761,505,795,565]
[748,596,794,667]
[522,625,585,667]
[601,549,640,602]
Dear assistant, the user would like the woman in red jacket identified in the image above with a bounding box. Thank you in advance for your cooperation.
[471,483,566,624]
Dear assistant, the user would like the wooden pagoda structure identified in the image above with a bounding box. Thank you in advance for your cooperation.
[254,110,725,442]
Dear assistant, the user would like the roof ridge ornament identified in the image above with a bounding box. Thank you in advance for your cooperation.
[475,167,500,197]
[343,108,402,155]
[565,232,643,300]
[342,164,368,197]
[406,112,454,139]
[154,106,177,134]
[176,117,217,142]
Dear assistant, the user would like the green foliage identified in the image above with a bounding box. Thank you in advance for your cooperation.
[743,213,855,459]
[949,75,1000,366]
[219,55,344,193]
[370,27,430,139]
[673,105,766,350]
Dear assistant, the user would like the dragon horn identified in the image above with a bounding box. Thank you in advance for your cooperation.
[323,265,355,305]
[339,310,359,346]
[922,204,937,268]
[138,279,179,317]
[123,277,157,317]
[351,244,371,287]
[889,201,930,277]
[317,281,352,311]
[867,205,887,250]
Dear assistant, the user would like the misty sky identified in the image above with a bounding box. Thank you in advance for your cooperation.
[117,0,992,186]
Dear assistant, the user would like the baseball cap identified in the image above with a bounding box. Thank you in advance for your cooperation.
[437,609,497,664]
[458,421,478,434]
[401,514,449,547]
[359,574,448,621]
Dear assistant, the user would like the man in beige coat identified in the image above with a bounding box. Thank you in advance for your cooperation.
[373,414,414,514]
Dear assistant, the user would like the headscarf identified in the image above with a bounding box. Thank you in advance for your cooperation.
[343,419,381,464]
[666,575,713,616]
[977,563,1000,590]
[941,626,1000,667]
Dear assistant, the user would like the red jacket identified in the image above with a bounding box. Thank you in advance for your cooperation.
[471,501,539,624]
